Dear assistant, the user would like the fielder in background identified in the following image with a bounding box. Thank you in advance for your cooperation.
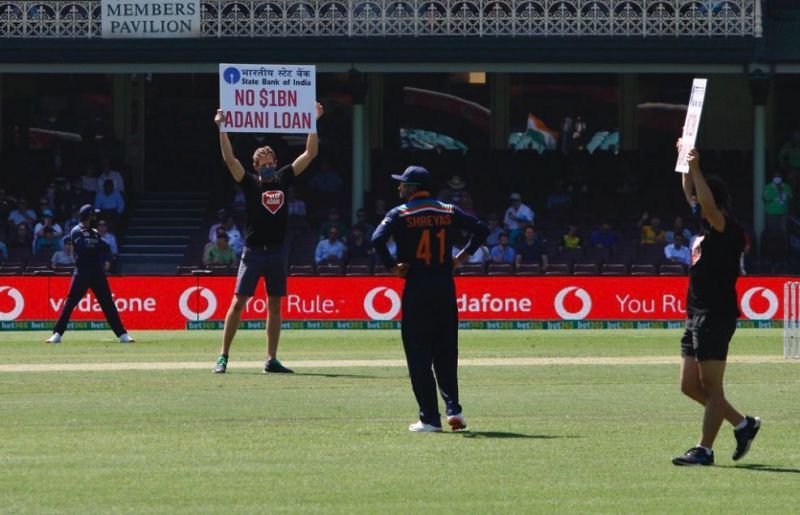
[212,103,324,374]
[672,143,760,466]
[372,166,489,432]
[46,204,134,344]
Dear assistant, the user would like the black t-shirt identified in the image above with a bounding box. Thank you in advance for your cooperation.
[687,216,745,316]
[239,165,295,247]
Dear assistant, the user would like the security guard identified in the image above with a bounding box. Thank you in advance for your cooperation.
[372,166,489,432]
[46,204,134,344]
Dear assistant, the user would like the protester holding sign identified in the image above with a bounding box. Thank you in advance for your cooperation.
[211,102,323,374]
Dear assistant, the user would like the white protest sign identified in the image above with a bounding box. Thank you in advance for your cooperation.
[101,1,200,38]
[675,78,708,173]
[219,64,316,134]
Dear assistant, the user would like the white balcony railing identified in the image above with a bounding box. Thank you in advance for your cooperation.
[0,1,761,38]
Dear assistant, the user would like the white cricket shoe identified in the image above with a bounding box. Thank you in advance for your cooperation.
[119,333,135,343]
[408,421,442,433]
[447,413,468,431]
[45,333,62,344]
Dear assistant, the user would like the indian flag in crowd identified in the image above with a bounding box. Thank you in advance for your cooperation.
[526,114,558,150]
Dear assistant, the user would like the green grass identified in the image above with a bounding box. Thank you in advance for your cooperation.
[1,330,798,513]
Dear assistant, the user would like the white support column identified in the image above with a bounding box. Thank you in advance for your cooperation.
[750,71,771,252]
[350,70,368,223]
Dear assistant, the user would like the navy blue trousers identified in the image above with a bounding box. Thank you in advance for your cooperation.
[53,272,126,336]
[401,275,461,426]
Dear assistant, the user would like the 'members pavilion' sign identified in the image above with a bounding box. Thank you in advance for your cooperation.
[101,1,201,38]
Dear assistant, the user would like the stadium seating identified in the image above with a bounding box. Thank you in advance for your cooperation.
[459,263,487,276]
[487,263,513,276]
[659,263,686,276]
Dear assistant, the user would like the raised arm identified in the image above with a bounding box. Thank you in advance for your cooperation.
[292,102,324,176]
[215,109,246,183]
[687,148,725,232]
[677,138,695,207]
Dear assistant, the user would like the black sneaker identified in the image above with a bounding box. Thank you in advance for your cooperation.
[264,358,294,374]
[732,415,761,461]
[672,447,714,466]
[212,355,228,374]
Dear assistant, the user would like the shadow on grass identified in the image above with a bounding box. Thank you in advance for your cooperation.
[232,371,382,379]
[456,431,574,439]
[721,463,800,474]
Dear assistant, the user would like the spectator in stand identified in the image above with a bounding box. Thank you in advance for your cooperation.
[34,209,64,239]
[69,177,95,213]
[287,188,307,219]
[208,209,229,242]
[315,226,345,266]
[310,160,343,194]
[43,183,58,210]
[0,188,15,225]
[764,171,793,234]
[80,163,99,193]
[37,196,52,219]
[95,179,125,229]
[490,233,516,264]
[591,222,618,249]
[457,242,490,265]
[319,207,347,240]
[638,212,666,245]
[221,215,244,257]
[8,198,36,231]
[51,237,75,267]
[664,234,691,266]
[665,215,693,244]
[561,224,582,249]
[515,225,549,270]
[63,206,81,235]
[372,198,388,227]
[457,195,478,218]
[504,192,534,245]
[485,213,504,248]
[203,231,236,266]
[97,220,118,257]
[34,226,62,254]
[96,158,125,194]
[8,223,33,251]
[438,175,472,207]
[353,208,375,238]
[346,224,373,264]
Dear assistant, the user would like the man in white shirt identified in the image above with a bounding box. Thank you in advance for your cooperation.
[664,234,691,266]
[96,158,125,194]
[315,226,345,265]
[503,193,534,244]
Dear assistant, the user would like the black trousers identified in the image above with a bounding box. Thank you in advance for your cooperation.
[53,272,126,337]
[401,276,461,426]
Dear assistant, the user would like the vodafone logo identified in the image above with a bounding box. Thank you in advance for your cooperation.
[554,286,592,320]
[262,190,285,214]
[0,286,24,321]
[363,287,401,320]
[178,287,218,321]
[740,287,778,320]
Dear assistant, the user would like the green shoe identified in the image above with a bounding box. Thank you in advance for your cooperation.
[212,355,228,374]
[264,358,294,374]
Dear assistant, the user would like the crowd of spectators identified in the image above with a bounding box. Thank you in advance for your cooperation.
[0,156,126,271]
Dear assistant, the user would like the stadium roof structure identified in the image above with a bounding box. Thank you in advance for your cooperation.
[0,0,780,72]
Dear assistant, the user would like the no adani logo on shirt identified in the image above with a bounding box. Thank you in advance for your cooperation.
[219,63,316,134]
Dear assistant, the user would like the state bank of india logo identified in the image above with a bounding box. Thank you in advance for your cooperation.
[554,286,592,320]
[363,287,401,320]
[178,287,218,321]
[0,286,24,321]
[740,287,778,320]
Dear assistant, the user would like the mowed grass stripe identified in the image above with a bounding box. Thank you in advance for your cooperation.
[0,354,792,373]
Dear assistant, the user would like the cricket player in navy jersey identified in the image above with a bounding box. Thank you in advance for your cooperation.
[372,166,489,432]
[46,204,134,344]
[212,103,323,374]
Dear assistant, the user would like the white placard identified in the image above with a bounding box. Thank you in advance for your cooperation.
[218,64,317,134]
[101,1,201,38]
[675,78,708,173]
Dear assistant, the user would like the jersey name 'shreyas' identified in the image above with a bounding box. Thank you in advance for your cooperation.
[372,193,489,278]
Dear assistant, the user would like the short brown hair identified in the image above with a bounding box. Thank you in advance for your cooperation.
[252,146,276,163]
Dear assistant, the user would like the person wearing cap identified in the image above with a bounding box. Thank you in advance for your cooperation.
[46,204,135,344]
[372,165,489,433]
[203,230,235,266]
[34,226,62,254]
[212,102,324,374]
[503,193,534,245]
[437,175,472,207]
[33,209,63,239]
